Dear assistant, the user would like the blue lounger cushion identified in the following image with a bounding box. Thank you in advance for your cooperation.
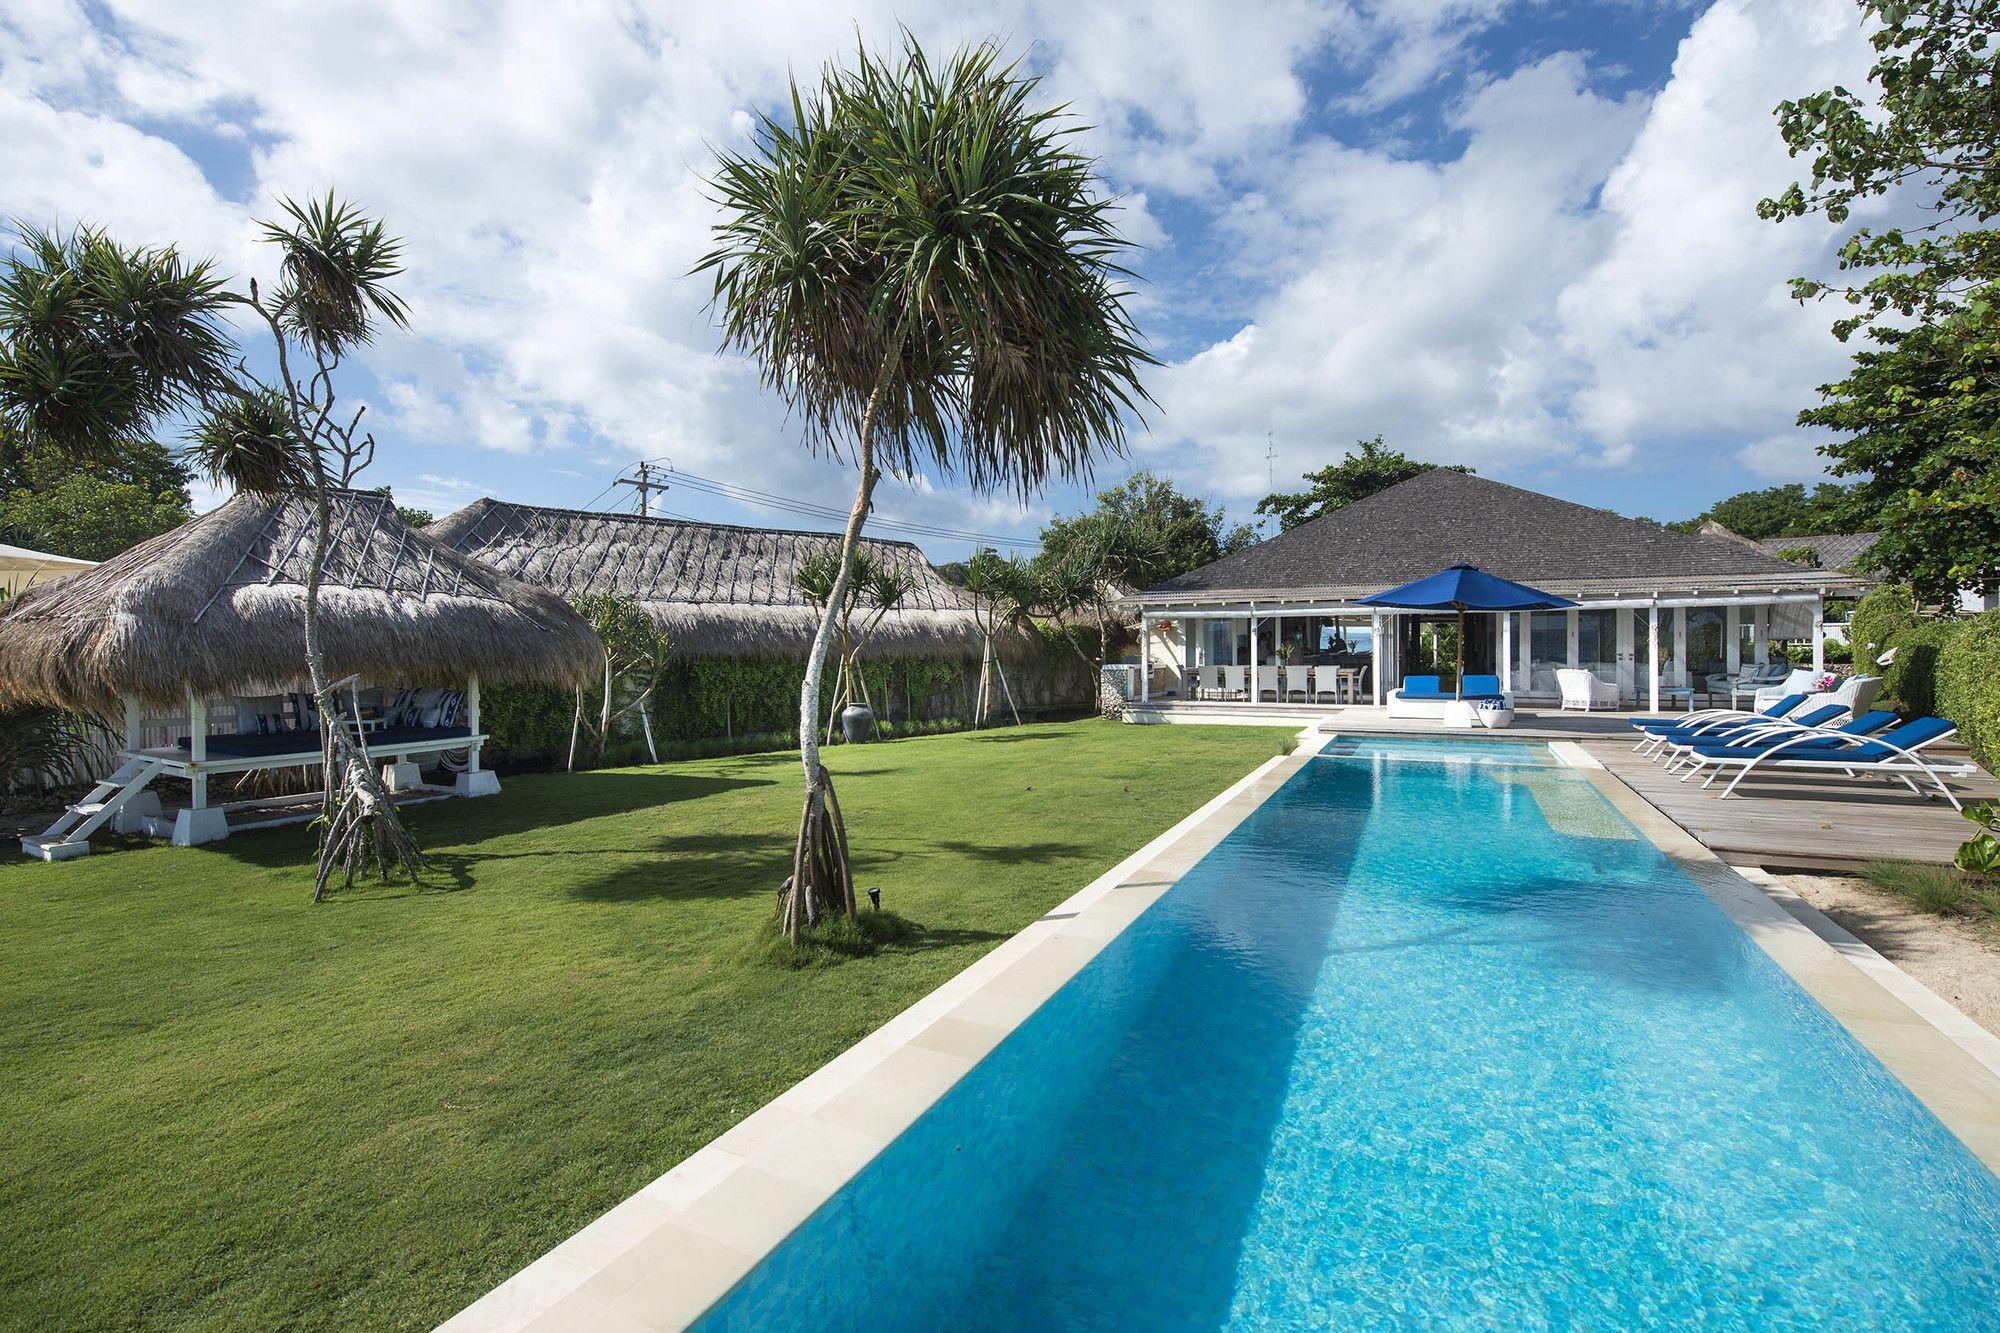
[1686,714,1937,761]
[1652,703,1848,744]
[1633,694,1805,733]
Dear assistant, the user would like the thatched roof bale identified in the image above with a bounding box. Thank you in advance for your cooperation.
[426,499,1005,660]
[0,489,602,710]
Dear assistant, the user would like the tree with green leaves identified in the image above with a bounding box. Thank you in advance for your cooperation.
[1256,435,1471,531]
[1040,469,1255,584]
[0,200,421,897]
[1761,0,1999,606]
[959,546,1039,726]
[0,425,192,560]
[1031,507,1167,709]
[1665,481,1867,540]
[699,35,1151,941]
[566,593,672,769]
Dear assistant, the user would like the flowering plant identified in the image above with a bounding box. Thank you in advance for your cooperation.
[1814,672,1839,692]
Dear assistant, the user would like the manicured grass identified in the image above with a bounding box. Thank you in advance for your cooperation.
[0,720,1281,1329]
[1861,858,2000,926]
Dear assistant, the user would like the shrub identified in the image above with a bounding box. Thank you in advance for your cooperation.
[1847,584,1920,668]
[1938,609,2000,773]
[1861,859,2000,924]
[1879,621,1955,717]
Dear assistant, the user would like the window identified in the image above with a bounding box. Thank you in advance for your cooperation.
[1578,609,1618,685]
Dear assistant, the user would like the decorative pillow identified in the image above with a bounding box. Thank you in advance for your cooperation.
[408,688,447,727]
[388,688,418,726]
[436,691,464,728]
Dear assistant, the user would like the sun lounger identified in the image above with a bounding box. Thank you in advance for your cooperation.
[1681,716,1978,808]
[1661,709,1894,775]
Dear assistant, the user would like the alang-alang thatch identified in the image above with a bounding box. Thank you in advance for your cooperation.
[423,498,1006,662]
[0,488,600,713]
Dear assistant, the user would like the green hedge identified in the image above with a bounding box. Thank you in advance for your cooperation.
[477,655,1077,772]
[1880,622,1955,717]
[1848,584,1920,668]
[1939,610,2000,773]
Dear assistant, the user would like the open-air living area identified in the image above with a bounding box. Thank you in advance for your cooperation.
[6,4,2000,1330]
[1121,470,1868,720]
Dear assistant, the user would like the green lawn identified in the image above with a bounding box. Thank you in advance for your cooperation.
[0,720,1280,1329]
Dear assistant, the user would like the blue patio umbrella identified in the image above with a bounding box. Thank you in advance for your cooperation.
[1358,564,1577,699]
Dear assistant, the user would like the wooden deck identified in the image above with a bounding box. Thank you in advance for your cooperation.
[1576,737,1996,870]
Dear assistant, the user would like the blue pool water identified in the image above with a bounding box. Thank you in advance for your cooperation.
[698,740,2000,1329]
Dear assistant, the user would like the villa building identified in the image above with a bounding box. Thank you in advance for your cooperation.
[1123,470,1872,713]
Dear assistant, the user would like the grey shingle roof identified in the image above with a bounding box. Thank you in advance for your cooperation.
[1140,470,1867,603]
[1755,532,1881,573]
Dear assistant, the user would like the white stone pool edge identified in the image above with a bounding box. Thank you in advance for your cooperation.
[441,732,1329,1333]
[445,731,2000,1332]
[1556,740,2000,1175]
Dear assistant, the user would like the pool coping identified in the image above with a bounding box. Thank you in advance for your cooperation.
[441,730,1330,1332]
[1565,745,2000,1176]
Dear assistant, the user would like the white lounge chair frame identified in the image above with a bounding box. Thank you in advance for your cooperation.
[1685,725,1974,808]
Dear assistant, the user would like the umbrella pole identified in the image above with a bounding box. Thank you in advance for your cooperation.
[1455,605,1465,700]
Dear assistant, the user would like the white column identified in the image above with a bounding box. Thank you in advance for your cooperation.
[1249,612,1260,705]
[1499,612,1513,693]
[187,693,208,809]
[466,673,483,773]
[1140,613,1151,703]
[1811,597,1826,675]
[1672,607,1689,688]
[1370,612,1384,705]
[1647,605,1661,714]
[122,696,142,754]
[1752,605,1769,664]
[1725,606,1741,677]
[1565,609,1580,673]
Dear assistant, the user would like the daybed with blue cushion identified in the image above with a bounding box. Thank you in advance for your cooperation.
[1385,674,1512,719]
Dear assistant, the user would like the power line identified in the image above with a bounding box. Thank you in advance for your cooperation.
[606,457,1038,549]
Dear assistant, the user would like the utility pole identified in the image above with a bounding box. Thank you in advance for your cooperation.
[1266,431,1275,491]
[615,461,668,516]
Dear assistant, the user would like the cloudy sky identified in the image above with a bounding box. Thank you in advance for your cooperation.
[2,0,1882,559]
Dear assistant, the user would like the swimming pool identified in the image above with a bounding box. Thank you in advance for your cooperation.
[695,739,2000,1328]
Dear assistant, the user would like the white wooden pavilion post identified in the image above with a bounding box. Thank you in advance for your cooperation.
[186,693,208,811]
[1139,612,1152,704]
[1565,610,1580,677]
[1752,606,1769,664]
[457,672,501,798]
[1370,612,1384,705]
[1249,611,1261,705]
[122,696,142,754]
[1647,605,1661,714]
[1672,607,1689,689]
[1725,606,1742,678]
[171,692,229,846]
[1499,611,1512,693]
[1811,596,1826,675]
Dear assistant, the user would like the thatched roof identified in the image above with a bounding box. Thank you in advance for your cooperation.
[425,499,995,660]
[0,489,602,710]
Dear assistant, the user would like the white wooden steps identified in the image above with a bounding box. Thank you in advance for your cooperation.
[20,757,166,861]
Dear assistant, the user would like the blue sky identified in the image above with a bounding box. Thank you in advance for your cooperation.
[2,0,1880,560]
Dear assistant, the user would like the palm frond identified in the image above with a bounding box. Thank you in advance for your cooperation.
[697,32,1154,500]
[260,193,410,356]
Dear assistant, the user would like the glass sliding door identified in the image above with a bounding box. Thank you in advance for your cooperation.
[1577,609,1618,687]
[1687,608,1726,692]
[1526,612,1568,696]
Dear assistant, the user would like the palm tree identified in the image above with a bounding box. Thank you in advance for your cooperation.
[700,35,1153,941]
[0,200,422,898]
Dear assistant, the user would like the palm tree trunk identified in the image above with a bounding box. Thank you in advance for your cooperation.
[785,325,903,942]
[304,474,420,901]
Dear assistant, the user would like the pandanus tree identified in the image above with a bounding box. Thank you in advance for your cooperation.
[0,200,423,898]
[700,35,1153,941]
